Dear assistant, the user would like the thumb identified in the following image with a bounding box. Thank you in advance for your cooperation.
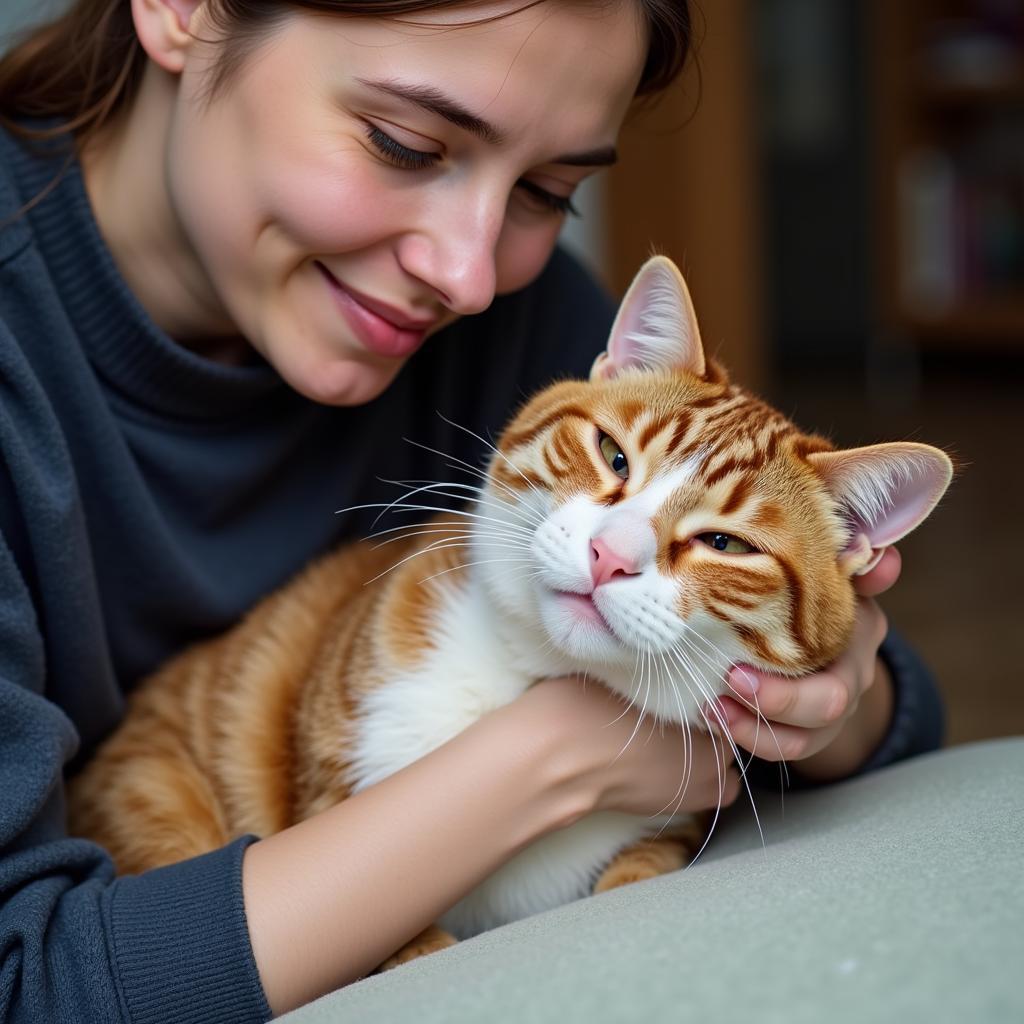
[853,546,901,598]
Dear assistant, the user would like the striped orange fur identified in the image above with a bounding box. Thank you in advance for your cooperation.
[67,257,953,959]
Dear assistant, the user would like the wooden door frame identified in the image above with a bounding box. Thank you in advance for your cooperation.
[606,0,765,391]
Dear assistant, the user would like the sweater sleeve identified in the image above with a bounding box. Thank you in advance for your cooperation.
[0,539,271,1024]
[0,347,271,1022]
[860,627,945,772]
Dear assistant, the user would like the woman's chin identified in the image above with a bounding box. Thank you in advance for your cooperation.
[280,352,404,407]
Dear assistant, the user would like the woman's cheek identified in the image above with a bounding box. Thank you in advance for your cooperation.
[494,220,565,296]
[260,158,398,256]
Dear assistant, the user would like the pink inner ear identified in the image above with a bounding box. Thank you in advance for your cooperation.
[815,443,954,564]
[861,471,946,547]
[599,257,705,379]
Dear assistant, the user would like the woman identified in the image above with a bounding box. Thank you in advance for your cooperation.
[0,2,941,1020]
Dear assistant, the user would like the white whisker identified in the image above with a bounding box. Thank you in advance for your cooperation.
[436,412,549,508]
[417,556,534,585]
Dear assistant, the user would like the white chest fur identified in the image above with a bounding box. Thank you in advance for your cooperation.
[347,576,668,938]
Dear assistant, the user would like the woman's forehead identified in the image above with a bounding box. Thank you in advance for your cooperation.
[288,1,647,148]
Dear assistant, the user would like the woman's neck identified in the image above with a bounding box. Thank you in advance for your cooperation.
[80,64,253,364]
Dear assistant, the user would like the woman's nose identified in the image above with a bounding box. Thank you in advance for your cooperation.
[395,192,504,316]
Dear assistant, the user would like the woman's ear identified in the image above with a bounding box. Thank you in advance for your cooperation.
[130,0,203,73]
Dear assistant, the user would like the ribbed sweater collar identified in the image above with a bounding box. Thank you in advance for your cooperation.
[7,133,285,420]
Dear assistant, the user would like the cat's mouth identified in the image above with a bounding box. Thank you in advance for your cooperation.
[552,590,616,636]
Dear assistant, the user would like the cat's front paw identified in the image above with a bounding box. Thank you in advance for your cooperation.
[377,924,458,972]
[593,836,694,894]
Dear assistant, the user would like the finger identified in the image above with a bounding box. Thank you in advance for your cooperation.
[721,766,741,807]
[724,667,853,730]
[852,546,901,598]
[857,596,889,652]
[699,733,741,805]
[718,700,835,763]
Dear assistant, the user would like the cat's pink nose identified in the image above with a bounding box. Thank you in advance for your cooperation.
[590,536,641,588]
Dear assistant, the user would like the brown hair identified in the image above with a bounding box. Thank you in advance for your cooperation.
[0,1,691,148]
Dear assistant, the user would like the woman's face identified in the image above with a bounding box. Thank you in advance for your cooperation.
[165,1,646,404]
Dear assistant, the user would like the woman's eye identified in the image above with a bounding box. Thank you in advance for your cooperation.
[598,431,629,480]
[516,179,580,217]
[698,532,756,555]
[365,124,441,171]
[364,127,577,217]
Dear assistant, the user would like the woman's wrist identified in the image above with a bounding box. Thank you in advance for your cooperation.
[476,691,602,835]
[489,683,605,829]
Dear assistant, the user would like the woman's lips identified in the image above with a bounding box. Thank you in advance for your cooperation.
[315,262,434,360]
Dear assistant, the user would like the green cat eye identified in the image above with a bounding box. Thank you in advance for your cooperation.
[699,532,756,555]
[598,432,629,480]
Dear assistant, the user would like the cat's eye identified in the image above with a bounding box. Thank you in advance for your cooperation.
[698,532,756,555]
[598,431,629,480]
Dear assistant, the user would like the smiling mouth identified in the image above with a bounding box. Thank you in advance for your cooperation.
[314,261,437,360]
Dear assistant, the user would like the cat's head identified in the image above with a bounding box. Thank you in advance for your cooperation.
[474,257,952,713]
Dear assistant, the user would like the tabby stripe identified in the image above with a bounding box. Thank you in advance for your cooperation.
[492,462,544,492]
[552,429,574,465]
[519,468,547,491]
[542,445,564,478]
[686,391,728,409]
[599,485,626,506]
[617,400,646,430]
[751,501,783,531]
[708,587,759,610]
[793,436,833,461]
[561,435,602,491]
[706,603,733,624]
[718,568,778,595]
[732,623,778,663]
[666,538,690,566]
[775,554,809,653]
[702,455,766,489]
[666,411,693,457]
[501,403,591,451]
[719,476,752,516]
[638,414,674,452]
[701,403,749,431]
[763,425,795,460]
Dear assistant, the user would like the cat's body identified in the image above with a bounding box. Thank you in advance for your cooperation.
[69,528,694,938]
[67,257,953,950]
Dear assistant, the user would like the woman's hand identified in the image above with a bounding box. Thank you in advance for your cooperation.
[515,675,741,820]
[709,547,901,782]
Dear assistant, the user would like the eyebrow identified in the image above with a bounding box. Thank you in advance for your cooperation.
[356,77,619,168]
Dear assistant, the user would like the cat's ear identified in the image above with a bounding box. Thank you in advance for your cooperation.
[807,443,954,576]
[590,256,707,382]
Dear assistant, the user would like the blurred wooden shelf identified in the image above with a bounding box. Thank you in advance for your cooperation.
[915,70,1024,106]
[899,296,1024,344]
[873,1,1024,355]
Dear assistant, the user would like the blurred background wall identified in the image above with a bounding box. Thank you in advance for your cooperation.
[3,1,1021,745]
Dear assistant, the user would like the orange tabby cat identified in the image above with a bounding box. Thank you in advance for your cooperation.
[67,256,952,960]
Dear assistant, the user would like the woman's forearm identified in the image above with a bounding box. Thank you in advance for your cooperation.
[243,673,739,1015]
[241,701,586,1016]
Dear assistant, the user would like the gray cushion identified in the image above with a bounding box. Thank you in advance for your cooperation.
[282,738,1024,1023]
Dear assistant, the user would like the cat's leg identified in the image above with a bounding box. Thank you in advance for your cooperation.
[377,924,459,972]
[593,813,712,893]
[67,738,231,875]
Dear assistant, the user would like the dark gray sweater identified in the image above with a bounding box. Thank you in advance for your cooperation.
[0,127,942,1024]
